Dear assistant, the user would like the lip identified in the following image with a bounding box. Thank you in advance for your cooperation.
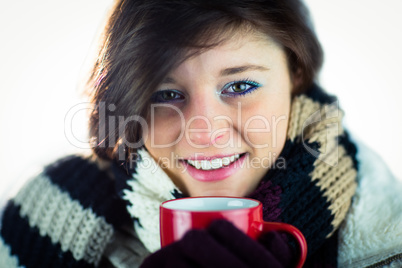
[182,153,248,182]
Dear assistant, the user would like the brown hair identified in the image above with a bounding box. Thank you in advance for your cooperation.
[88,0,323,161]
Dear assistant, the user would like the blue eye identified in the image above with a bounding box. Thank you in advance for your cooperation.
[220,80,262,96]
[151,90,185,103]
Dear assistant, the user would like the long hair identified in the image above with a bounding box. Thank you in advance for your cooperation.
[88,0,323,161]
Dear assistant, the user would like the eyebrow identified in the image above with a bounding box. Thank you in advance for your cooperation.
[219,65,270,76]
[161,64,270,84]
[161,77,176,84]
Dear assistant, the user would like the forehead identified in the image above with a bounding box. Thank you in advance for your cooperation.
[167,31,284,78]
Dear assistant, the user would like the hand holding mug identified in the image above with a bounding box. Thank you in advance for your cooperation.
[145,197,307,268]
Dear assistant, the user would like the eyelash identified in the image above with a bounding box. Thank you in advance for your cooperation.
[219,79,262,97]
[151,79,262,103]
[150,89,185,104]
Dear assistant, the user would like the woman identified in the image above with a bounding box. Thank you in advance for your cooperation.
[1,0,401,267]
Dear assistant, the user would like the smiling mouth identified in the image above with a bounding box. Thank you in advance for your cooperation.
[185,153,246,170]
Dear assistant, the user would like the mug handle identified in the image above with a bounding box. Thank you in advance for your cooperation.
[252,221,307,268]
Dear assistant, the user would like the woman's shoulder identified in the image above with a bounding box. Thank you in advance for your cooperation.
[0,154,133,268]
[338,140,402,267]
[9,154,131,225]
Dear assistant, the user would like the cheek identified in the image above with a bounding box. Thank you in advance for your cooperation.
[146,108,184,147]
[241,96,290,149]
[243,115,272,147]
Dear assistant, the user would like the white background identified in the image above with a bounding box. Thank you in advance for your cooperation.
[1,0,401,204]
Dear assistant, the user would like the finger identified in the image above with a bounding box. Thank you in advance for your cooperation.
[208,220,284,268]
[258,232,295,267]
[140,243,192,268]
[178,228,248,268]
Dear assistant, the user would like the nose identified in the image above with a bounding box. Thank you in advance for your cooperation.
[185,96,231,148]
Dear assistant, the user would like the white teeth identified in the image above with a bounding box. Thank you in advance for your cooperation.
[195,162,201,169]
[210,158,222,169]
[222,157,231,166]
[187,154,241,170]
[201,161,211,170]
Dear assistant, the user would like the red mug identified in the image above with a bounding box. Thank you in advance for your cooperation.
[160,196,307,268]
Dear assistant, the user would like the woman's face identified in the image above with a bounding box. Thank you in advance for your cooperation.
[144,31,292,197]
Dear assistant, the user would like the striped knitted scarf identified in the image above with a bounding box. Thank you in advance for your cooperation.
[123,84,359,266]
